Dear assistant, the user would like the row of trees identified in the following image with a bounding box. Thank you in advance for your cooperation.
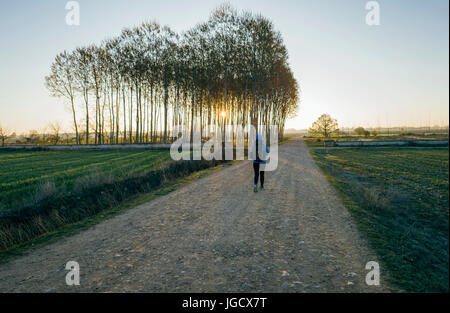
[45,5,299,145]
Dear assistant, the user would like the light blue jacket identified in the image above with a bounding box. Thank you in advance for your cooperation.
[251,134,269,164]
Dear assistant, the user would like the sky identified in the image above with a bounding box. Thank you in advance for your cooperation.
[0,0,448,133]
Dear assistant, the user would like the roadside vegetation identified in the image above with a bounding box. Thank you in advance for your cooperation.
[0,159,232,263]
[0,149,224,252]
[310,147,449,292]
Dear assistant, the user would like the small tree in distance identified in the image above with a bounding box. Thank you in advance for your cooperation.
[354,126,366,136]
[354,126,371,137]
[309,114,339,138]
[0,124,11,147]
[29,130,39,144]
[48,122,62,145]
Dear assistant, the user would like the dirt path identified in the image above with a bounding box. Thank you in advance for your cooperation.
[0,139,390,292]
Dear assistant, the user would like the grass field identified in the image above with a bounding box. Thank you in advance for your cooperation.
[0,160,233,264]
[0,149,226,251]
[0,149,171,213]
[304,133,449,147]
[311,147,449,292]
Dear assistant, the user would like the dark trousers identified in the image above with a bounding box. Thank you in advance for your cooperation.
[253,162,265,186]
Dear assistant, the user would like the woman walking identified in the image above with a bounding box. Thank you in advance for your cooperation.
[251,134,269,192]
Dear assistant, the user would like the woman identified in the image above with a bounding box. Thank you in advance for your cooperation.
[251,134,269,192]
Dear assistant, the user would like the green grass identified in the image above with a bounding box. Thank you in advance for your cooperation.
[310,147,449,292]
[0,161,233,264]
[0,148,226,251]
[303,133,449,147]
[0,149,171,213]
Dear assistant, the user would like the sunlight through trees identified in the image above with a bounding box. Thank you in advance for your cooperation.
[45,5,299,145]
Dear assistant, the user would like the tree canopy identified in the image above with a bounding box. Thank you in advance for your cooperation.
[309,114,339,138]
[45,5,299,145]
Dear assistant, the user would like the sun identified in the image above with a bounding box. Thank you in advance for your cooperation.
[221,111,226,118]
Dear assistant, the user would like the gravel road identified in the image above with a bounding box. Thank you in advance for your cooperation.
[0,139,390,292]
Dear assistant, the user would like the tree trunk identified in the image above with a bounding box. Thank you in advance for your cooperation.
[70,95,79,145]
[163,81,169,144]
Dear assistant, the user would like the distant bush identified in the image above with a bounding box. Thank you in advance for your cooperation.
[354,126,366,136]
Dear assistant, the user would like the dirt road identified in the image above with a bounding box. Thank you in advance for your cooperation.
[0,139,389,292]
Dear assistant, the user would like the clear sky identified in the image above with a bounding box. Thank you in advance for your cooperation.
[0,0,448,133]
